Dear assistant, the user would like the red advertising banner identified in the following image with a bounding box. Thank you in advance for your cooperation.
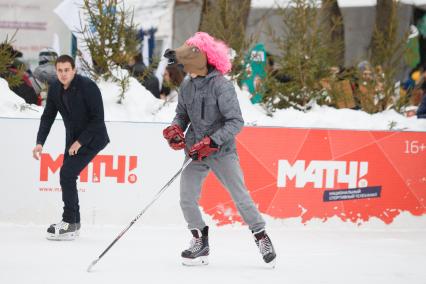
[39,154,139,184]
[201,128,426,225]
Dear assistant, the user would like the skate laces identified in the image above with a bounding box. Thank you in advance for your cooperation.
[53,221,69,235]
[188,237,203,253]
[259,235,272,256]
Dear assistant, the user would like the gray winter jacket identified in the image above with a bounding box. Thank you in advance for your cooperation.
[172,69,244,157]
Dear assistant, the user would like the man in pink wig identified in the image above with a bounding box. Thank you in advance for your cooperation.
[163,32,276,267]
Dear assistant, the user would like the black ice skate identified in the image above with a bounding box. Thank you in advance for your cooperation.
[46,221,80,241]
[253,229,276,268]
[181,226,209,266]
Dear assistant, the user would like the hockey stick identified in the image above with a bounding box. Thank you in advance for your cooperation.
[87,158,192,272]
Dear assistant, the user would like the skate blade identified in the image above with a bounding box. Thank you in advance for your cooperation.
[182,256,209,266]
[267,258,276,269]
[46,232,77,241]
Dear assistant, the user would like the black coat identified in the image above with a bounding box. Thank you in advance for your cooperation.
[417,94,426,119]
[36,74,110,152]
[129,62,160,98]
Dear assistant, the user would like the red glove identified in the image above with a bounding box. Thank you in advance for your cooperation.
[189,137,219,161]
[163,125,185,150]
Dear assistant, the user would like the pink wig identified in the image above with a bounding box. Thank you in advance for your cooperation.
[185,32,231,75]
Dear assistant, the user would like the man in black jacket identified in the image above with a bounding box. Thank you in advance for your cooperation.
[32,55,110,241]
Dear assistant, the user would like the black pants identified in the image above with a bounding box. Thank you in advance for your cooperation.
[60,150,98,223]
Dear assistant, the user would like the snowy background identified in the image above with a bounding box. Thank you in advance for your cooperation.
[2,76,426,131]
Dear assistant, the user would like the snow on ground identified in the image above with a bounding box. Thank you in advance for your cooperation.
[1,77,425,132]
[1,224,425,284]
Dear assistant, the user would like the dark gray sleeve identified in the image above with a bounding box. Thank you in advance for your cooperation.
[172,82,190,131]
[210,79,244,145]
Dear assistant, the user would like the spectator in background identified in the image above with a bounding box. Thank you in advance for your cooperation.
[127,53,160,98]
[259,52,292,106]
[404,105,418,117]
[33,49,58,105]
[34,49,58,86]
[417,95,426,118]
[400,65,426,116]
[265,52,291,84]
[319,65,357,109]
[416,69,426,118]
[0,43,40,105]
[358,61,374,82]
[354,60,385,113]
[160,64,185,102]
[240,43,267,104]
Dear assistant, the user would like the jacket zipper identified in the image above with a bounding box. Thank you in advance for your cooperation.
[201,97,205,120]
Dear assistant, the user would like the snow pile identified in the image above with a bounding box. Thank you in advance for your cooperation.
[1,76,425,132]
[0,78,43,118]
[234,81,426,132]
[99,77,165,122]
[251,0,426,8]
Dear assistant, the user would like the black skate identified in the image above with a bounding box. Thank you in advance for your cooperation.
[46,221,80,241]
[181,226,209,266]
[253,229,276,268]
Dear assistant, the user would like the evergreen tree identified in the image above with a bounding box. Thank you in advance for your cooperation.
[199,0,252,77]
[369,0,408,112]
[327,0,345,66]
[78,0,139,102]
[0,33,23,88]
[262,0,344,111]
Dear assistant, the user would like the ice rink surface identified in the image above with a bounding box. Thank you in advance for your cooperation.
[1,224,426,284]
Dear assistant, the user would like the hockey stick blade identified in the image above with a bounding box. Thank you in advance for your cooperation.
[86,158,192,272]
[87,258,99,272]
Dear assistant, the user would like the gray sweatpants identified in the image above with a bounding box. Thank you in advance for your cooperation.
[180,152,265,232]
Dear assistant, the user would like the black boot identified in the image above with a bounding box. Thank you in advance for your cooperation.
[253,229,276,267]
[181,226,209,266]
[46,221,80,241]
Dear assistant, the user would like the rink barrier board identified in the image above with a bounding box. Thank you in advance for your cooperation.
[0,118,425,225]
